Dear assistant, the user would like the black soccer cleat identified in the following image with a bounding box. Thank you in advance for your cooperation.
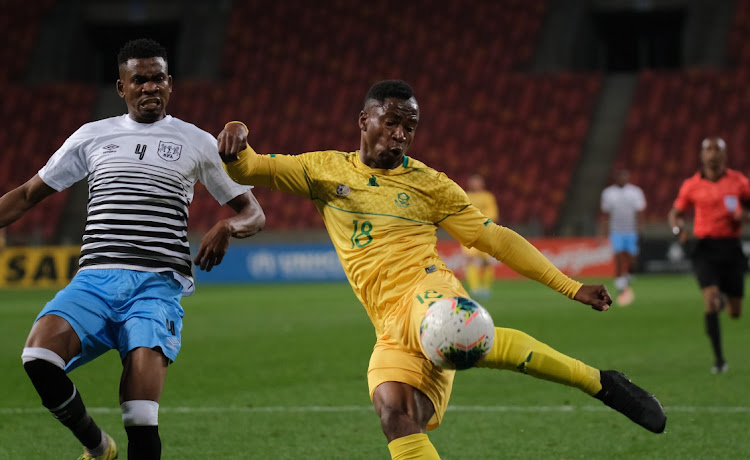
[595,370,667,433]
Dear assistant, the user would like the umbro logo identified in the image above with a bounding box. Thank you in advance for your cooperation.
[102,144,119,154]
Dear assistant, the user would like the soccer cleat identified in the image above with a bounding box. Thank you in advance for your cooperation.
[711,362,729,374]
[77,434,118,460]
[595,370,666,433]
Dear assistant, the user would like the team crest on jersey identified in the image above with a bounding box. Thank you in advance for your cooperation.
[157,141,182,161]
[395,192,411,207]
[336,184,351,196]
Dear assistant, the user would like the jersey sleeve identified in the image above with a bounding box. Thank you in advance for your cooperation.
[600,189,611,213]
[673,179,693,211]
[224,145,311,198]
[432,174,473,223]
[439,204,491,247]
[195,132,251,205]
[636,186,647,211]
[463,221,582,299]
[37,125,92,191]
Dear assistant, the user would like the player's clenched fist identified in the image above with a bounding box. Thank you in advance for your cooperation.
[574,284,612,311]
[218,121,249,163]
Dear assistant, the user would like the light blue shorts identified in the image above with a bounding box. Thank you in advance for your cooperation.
[609,232,640,255]
[36,269,184,372]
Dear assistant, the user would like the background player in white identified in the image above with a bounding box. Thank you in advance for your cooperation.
[0,39,265,459]
[600,169,646,306]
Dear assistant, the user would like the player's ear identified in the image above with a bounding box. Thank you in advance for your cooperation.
[358,110,368,131]
[116,79,124,98]
[167,75,173,93]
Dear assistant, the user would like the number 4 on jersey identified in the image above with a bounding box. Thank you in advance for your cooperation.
[135,144,147,160]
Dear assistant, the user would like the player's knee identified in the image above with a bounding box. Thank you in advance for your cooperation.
[122,400,159,427]
[21,347,67,369]
[22,347,67,383]
[705,295,722,313]
[378,404,417,435]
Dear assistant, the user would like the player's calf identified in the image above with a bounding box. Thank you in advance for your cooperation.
[22,347,109,452]
[122,400,161,460]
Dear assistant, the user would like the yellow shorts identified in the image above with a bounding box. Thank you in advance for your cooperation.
[367,269,469,430]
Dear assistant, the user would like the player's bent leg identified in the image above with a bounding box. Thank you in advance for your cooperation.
[476,327,666,433]
[120,347,169,460]
[373,382,440,459]
[476,327,602,396]
[23,316,116,458]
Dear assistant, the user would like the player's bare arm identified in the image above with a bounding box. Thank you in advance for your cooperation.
[193,191,265,271]
[0,174,56,228]
[218,121,249,163]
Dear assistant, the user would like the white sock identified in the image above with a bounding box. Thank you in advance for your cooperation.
[614,276,628,292]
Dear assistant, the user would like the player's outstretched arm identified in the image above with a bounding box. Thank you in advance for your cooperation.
[217,121,311,196]
[0,175,56,229]
[443,210,610,311]
[193,191,265,272]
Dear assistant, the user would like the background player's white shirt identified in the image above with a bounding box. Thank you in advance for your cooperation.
[600,183,647,233]
[39,114,250,293]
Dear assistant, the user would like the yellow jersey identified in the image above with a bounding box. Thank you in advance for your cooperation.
[466,190,498,222]
[225,147,582,335]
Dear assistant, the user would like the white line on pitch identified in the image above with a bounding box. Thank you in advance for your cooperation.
[1,405,749,415]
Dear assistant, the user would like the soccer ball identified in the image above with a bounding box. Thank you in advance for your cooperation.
[419,297,495,370]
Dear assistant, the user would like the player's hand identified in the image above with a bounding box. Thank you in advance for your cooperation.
[193,220,232,271]
[573,284,611,311]
[218,122,249,163]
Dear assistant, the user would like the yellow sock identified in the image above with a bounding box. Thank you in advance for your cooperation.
[481,266,494,291]
[465,264,480,292]
[477,327,602,396]
[387,433,440,460]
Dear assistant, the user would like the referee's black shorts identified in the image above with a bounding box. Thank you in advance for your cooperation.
[691,238,748,297]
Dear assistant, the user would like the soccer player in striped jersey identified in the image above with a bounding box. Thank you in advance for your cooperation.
[0,39,265,459]
[668,137,750,374]
[219,80,666,459]
[600,170,647,306]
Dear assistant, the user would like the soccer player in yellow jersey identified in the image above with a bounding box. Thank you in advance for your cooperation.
[218,80,666,458]
[462,174,499,299]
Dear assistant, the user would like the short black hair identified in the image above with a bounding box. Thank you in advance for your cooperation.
[117,38,168,66]
[364,80,414,107]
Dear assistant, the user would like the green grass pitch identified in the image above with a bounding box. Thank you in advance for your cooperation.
[1,275,748,459]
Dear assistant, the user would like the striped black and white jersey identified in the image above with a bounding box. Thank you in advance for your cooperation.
[38,114,250,288]
[600,183,646,233]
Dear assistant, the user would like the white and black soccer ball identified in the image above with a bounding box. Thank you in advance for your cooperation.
[419,296,495,370]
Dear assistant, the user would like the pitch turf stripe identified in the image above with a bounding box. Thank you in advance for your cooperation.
[1,405,750,415]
